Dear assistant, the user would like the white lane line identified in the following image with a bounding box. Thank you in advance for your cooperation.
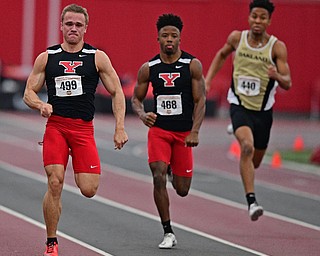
[1,127,320,230]
[0,160,268,256]
[104,163,320,232]
[0,132,41,151]
[2,129,319,204]
[96,136,320,202]
[1,112,319,176]
[195,161,320,202]
[0,205,113,256]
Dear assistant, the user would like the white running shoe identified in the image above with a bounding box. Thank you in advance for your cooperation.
[158,233,177,249]
[227,124,234,135]
[249,203,264,221]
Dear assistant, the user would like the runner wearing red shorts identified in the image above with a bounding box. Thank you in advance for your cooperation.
[43,115,101,174]
[131,14,206,249]
[23,4,128,255]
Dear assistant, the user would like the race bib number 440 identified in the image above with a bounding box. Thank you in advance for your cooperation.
[237,75,261,96]
[156,94,182,116]
[55,75,83,97]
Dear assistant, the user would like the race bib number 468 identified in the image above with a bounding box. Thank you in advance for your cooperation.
[55,75,83,97]
[156,94,182,116]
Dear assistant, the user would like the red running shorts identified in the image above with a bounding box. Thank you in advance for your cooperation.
[148,126,193,177]
[43,115,101,174]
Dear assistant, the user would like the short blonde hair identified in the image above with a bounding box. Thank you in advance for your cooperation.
[61,4,89,25]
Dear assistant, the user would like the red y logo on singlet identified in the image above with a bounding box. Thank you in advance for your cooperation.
[59,61,83,74]
[159,73,180,87]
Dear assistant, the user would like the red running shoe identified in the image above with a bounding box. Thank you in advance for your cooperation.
[43,241,58,256]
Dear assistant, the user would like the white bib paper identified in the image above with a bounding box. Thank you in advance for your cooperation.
[55,75,83,97]
[156,94,182,116]
[237,75,261,96]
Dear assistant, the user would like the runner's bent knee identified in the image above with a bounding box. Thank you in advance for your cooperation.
[241,141,254,157]
[79,186,98,198]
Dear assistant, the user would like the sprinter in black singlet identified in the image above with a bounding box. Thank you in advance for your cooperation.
[132,13,206,249]
[23,4,128,256]
[205,0,292,221]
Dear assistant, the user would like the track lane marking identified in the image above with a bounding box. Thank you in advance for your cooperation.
[0,205,113,256]
[104,163,320,232]
[0,160,268,256]
[1,129,320,230]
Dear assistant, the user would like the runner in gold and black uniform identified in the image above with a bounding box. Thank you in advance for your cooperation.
[228,29,277,152]
[205,0,292,221]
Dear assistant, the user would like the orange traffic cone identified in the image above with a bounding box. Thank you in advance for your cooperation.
[228,140,240,159]
[293,136,304,152]
[271,151,282,168]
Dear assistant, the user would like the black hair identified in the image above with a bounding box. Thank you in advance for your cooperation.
[156,13,183,32]
[249,0,275,17]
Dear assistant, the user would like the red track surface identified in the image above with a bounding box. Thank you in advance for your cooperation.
[1,112,319,255]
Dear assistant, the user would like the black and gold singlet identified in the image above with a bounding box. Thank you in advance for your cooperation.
[228,30,278,111]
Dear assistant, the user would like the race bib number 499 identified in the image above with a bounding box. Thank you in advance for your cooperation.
[55,75,83,97]
[156,94,182,116]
